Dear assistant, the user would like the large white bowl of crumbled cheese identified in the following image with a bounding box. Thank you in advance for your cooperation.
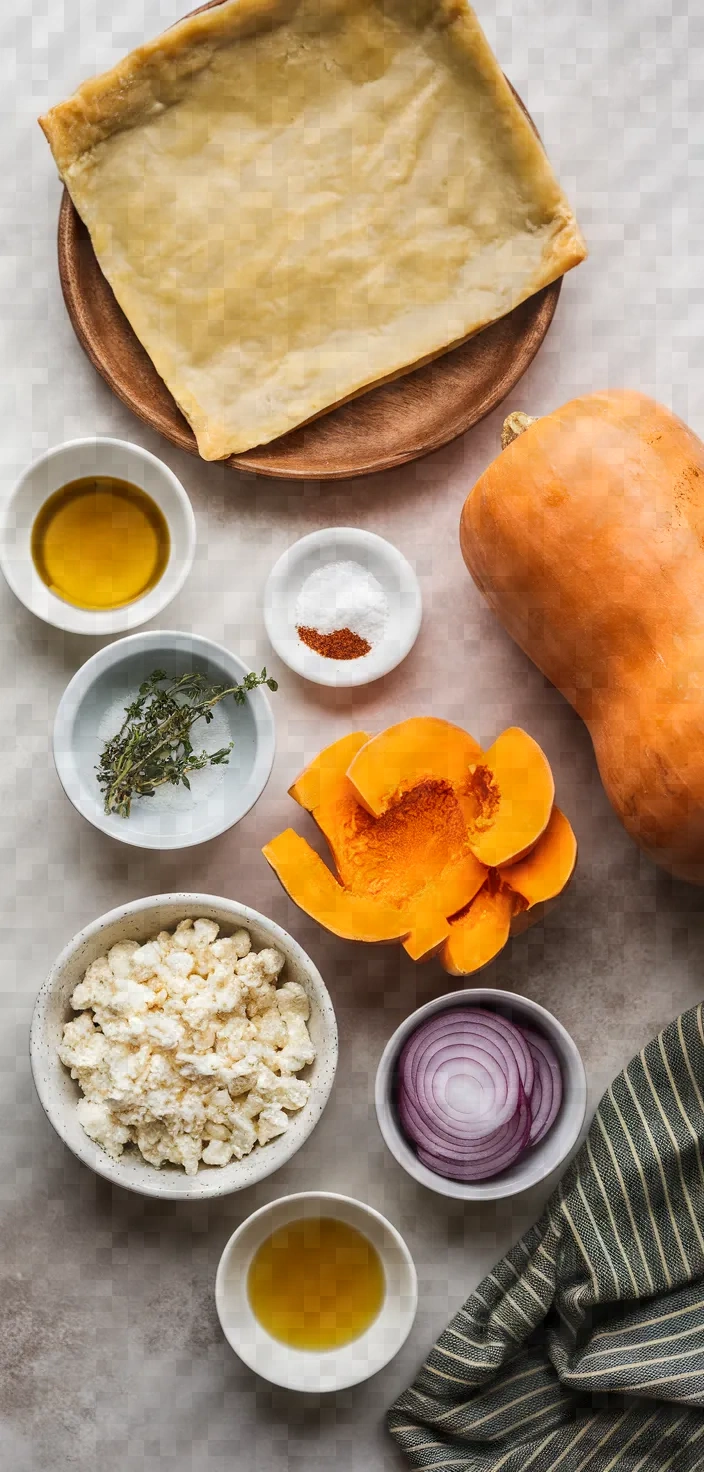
[30,894,337,1199]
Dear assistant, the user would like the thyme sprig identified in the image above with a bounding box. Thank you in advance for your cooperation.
[97,667,278,819]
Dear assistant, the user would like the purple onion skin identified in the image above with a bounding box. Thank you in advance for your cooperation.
[395,1007,563,1184]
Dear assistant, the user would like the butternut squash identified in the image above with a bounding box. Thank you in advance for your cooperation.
[261,830,410,944]
[346,717,552,867]
[347,716,482,822]
[286,728,486,961]
[288,731,371,812]
[499,806,577,913]
[465,727,554,867]
[441,807,577,973]
[460,391,704,883]
[441,883,514,977]
[263,719,576,972]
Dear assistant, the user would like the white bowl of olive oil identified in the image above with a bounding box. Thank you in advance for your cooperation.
[215,1192,417,1392]
[0,437,195,634]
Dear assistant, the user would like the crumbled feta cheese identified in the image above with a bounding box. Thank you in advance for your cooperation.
[201,1138,235,1166]
[60,921,315,1176]
[254,1008,288,1050]
[107,941,141,979]
[212,930,251,962]
[76,1098,131,1158]
[256,1106,290,1145]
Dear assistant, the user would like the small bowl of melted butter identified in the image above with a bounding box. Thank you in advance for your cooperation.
[0,437,195,633]
[216,1191,417,1391]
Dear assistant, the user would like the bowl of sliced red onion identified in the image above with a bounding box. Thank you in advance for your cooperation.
[375,989,587,1200]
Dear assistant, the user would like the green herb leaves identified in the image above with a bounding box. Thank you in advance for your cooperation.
[97,667,278,818]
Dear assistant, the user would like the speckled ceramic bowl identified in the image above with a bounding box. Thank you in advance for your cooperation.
[30,894,338,1200]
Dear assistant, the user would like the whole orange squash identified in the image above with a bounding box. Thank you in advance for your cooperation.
[460,390,704,883]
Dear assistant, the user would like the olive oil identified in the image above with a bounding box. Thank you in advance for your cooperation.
[247,1217,385,1351]
[31,476,170,611]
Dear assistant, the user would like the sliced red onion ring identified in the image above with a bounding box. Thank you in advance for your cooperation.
[417,1094,532,1180]
[529,1065,543,1134]
[395,1006,563,1183]
[400,1007,534,1099]
[400,1016,523,1139]
[461,1010,535,1098]
[407,1039,517,1138]
[523,1027,563,1144]
[399,1083,528,1159]
[406,1010,534,1105]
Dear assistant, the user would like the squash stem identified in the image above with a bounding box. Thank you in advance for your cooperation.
[501,411,537,449]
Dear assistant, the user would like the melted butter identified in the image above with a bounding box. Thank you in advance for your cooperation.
[247,1217,385,1351]
[31,476,170,611]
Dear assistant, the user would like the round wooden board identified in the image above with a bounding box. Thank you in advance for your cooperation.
[56,46,562,481]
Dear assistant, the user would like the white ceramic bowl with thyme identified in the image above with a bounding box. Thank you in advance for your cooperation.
[53,630,276,850]
[30,894,338,1201]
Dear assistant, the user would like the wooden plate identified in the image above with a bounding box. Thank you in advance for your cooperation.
[56,22,561,481]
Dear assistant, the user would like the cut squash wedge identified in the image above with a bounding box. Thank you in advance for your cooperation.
[499,806,577,908]
[289,732,370,812]
[347,716,482,820]
[262,830,410,944]
[263,719,574,976]
[441,885,514,976]
[284,728,488,956]
[467,727,555,867]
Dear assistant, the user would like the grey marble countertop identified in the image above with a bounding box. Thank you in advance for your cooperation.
[1,1,702,1467]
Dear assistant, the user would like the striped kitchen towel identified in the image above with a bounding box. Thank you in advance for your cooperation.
[388,1004,704,1472]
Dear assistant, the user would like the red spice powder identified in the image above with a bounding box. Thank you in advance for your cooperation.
[297,625,371,660]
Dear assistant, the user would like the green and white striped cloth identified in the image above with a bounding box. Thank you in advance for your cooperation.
[388,1004,704,1472]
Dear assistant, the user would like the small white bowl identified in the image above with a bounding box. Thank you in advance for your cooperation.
[376,988,587,1202]
[53,629,275,850]
[215,1191,417,1391]
[263,527,422,687]
[0,437,196,634]
[30,894,338,1201]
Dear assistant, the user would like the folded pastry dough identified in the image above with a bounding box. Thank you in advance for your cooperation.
[40,0,586,460]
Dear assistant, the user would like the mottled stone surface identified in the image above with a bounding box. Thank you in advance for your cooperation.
[1,0,703,1467]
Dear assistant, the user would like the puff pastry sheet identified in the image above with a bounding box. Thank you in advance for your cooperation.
[40,0,586,459]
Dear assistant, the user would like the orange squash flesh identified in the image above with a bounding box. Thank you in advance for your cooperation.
[466,727,555,868]
[460,391,704,883]
[403,908,457,965]
[347,716,482,821]
[402,853,489,962]
[262,830,410,944]
[286,730,488,961]
[289,732,370,812]
[499,806,577,909]
[441,883,514,977]
[263,720,574,974]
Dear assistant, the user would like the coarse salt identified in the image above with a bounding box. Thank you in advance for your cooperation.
[295,561,388,648]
